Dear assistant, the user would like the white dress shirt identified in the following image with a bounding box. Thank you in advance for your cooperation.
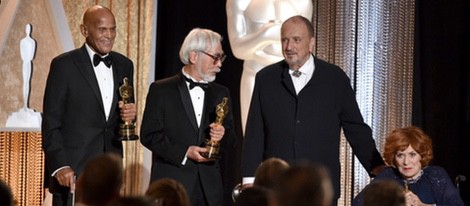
[181,69,208,165]
[85,44,114,121]
[289,54,315,94]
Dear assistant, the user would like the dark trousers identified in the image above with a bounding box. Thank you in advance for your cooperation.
[190,174,209,206]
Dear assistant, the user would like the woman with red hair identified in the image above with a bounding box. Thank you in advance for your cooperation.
[353,126,464,206]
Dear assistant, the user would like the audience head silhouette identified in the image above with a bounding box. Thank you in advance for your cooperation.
[275,162,333,206]
[76,152,123,206]
[254,157,290,189]
[361,180,406,206]
[0,179,14,206]
[145,178,190,206]
[234,186,276,206]
[107,196,158,206]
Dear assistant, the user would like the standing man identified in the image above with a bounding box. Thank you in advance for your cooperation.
[241,15,385,205]
[226,0,313,134]
[140,28,236,206]
[42,5,136,206]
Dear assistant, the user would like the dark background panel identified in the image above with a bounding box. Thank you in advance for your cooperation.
[414,0,469,202]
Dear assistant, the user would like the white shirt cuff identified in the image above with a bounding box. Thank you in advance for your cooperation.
[51,166,71,177]
[181,151,188,165]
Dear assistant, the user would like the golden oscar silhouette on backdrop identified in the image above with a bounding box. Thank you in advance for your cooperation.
[201,97,228,160]
[118,77,138,140]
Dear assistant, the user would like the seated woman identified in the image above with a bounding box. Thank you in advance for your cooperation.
[353,126,464,206]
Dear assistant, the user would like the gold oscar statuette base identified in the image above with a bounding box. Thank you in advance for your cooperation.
[201,139,220,160]
[118,123,139,141]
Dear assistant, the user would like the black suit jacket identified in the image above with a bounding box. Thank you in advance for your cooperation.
[241,56,384,199]
[140,72,236,206]
[42,44,134,179]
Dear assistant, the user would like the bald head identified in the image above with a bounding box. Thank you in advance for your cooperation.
[282,15,315,38]
[80,5,116,55]
[82,5,114,25]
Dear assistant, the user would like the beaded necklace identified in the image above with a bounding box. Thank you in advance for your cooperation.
[403,169,424,192]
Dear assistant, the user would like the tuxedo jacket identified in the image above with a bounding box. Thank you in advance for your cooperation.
[140,72,236,206]
[241,56,384,199]
[42,44,134,178]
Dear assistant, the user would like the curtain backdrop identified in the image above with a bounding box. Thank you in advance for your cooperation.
[313,1,415,205]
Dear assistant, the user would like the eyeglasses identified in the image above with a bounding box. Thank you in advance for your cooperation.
[199,51,226,64]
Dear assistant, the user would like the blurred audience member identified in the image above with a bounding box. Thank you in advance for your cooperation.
[275,162,333,206]
[353,126,464,206]
[233,157,290,202]
[75,153,123,206]
[0,179,14,206]
[234,186,276,206]
[360,180,405,206]
[145,178,190,206]
[107,196,158,206]
[254,157,290,189]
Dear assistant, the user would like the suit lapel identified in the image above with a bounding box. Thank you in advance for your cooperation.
[281,62,297,97]
[75,45,106,116]
[177,73,199,132]
[199,87,214,143]
[109,54,120,122]
[306,56,319,87]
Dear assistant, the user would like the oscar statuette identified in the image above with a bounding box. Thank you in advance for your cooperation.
[201,97,229,160]
[118,77,138,141]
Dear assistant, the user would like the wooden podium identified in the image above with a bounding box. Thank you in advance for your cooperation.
[0,128,44,206]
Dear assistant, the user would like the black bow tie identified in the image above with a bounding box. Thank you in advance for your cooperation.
[184,76,209,90]
[93,54,112,67]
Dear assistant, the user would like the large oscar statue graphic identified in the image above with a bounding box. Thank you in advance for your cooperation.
[201,97,228,160]
[118,77,139,141]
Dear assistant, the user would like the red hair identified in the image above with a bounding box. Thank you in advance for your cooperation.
[383,126,433,167]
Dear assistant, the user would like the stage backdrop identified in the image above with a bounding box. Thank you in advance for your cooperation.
[155,0,468,205]
[154,0,417,206]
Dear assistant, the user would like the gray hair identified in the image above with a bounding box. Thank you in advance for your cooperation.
[179,28,223,64]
